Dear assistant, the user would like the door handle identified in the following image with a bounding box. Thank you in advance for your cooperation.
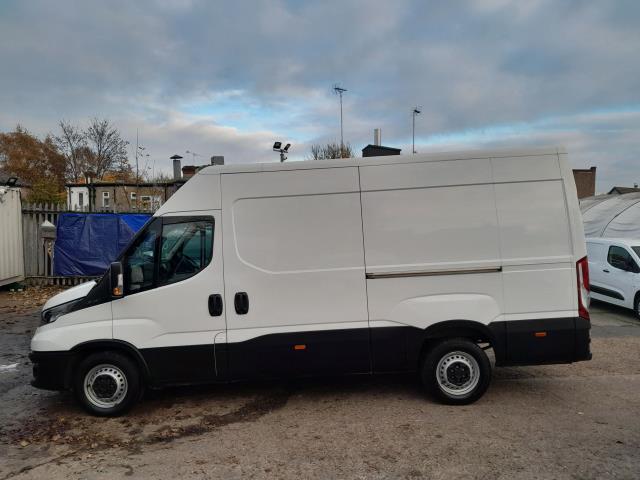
[208,294,223,316]
[234,292,249,315]
[603,269,610,273]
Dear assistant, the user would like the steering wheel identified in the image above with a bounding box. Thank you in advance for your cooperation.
[174,253,198,274]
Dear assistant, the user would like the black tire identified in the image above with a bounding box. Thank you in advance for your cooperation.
[634,294,640,320]
[73,351,142,416]
[421,338,491,405]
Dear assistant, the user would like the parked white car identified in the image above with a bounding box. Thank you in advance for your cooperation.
[587,238,640,317]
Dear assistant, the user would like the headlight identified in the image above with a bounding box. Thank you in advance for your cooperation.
[41,299,82,325]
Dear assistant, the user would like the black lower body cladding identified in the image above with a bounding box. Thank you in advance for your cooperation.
[30,351,74,390]
[29,317,591,391]
[490,317,591,366]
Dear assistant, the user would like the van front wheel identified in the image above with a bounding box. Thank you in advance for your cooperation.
[73,351,142,416]
[422,338,491,405]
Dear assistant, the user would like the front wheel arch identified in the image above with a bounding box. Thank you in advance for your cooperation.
[69,340,150,388]
[73,350,143,416]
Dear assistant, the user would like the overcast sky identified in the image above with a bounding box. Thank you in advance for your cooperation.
[1,0,638,192]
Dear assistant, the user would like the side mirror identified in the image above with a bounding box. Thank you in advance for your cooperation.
[110,262,124,298]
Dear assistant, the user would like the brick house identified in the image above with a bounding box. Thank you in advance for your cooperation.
[572,167,596,199]
[66,180,186,212]
[64,158,211,212]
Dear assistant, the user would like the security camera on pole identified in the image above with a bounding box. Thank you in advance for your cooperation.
[412,107,421,154]
[273,142,291,162]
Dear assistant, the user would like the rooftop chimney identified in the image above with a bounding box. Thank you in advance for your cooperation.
[170,154,183,180]
[374,128,381,146]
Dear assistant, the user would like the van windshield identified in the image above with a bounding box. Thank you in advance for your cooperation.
[632,247,640,258]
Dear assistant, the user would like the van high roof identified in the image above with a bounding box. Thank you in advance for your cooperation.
[197,146,567,176]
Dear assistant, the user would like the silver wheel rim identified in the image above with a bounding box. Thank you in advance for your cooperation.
[84,364,128,409]
[436,351,480,397]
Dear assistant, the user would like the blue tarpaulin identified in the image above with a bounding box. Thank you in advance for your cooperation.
[54,213,151,276]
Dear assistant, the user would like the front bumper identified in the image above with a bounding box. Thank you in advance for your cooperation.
[29,351,74,391]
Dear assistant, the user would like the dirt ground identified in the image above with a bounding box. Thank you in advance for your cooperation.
[0,288,639,480]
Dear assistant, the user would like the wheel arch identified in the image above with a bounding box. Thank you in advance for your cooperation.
[68,339,151,387]
[634,290,640,309]
[415,319,506,367]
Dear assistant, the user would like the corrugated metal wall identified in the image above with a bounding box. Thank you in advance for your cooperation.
[0,188,25,286]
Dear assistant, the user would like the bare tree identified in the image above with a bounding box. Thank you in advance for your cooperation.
[307,142,354,160]
[85,118,129,179]
[54,120,87,182]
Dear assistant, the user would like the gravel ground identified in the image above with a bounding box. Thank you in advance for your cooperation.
[0,290,639,480]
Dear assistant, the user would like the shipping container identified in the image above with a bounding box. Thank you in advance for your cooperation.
[0,187,25,286]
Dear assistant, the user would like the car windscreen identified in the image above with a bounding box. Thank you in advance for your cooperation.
[632,247,640,258]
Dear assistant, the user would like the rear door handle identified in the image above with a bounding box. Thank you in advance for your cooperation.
[603,269,610,273]
[208,294,223,316]
[234,292,249,315]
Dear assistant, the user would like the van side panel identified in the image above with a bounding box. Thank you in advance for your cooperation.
[492,152,589,364]
[494,180,575,316]
[361,152,589,370]
[221,168,370,378]
[360,160,505,370]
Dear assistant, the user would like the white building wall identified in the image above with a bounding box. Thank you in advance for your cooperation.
[68,186,90,211]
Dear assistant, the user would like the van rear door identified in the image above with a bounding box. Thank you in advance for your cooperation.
[220,167,370,378]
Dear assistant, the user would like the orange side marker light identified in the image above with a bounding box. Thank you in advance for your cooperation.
[294,344,306,350]
[534,332,547,338]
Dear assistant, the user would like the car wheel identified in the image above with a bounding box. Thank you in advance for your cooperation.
[421,338,491,405]
[73,351,142,416]
[634,294,640,320]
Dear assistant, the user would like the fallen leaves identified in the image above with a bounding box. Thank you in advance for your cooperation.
[0,286,65,315]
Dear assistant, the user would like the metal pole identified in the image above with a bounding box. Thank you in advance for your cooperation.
[135,129,139,210]
[412,107,421,154]
[334,85,347,158]
[339,91,344,156]
[412,113,416,154]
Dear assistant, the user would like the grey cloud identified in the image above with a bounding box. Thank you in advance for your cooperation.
[0,0,639,188]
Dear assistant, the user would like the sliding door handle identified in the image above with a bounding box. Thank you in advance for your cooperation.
[208,294,223,316]
[234,292,249,315]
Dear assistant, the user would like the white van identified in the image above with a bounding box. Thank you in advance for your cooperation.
[30,147,592,415]
[586,237,640,317]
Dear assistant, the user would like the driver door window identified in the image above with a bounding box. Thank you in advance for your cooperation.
[124,217,214,294]
[159,220,213,285]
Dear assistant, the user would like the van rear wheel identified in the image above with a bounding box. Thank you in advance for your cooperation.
[422,338,491,405]
[73,351,141,416]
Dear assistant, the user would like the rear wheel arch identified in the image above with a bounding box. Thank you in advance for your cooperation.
[418,320,501,366]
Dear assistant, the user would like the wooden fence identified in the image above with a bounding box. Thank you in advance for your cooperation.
[22,203,97,286]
